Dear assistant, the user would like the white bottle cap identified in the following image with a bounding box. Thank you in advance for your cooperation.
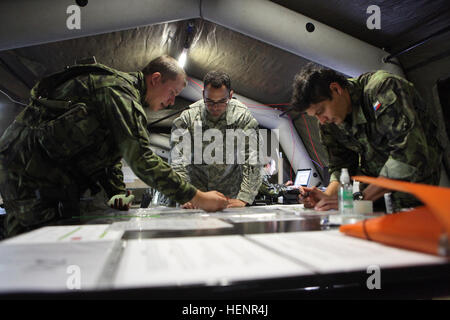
[340,168,350,184]
[353,180,360,194]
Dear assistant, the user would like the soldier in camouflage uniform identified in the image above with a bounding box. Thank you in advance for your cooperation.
[0,55,227,237]
[170,71,262,208]
[257,158,293,199]
[290,63,442,211]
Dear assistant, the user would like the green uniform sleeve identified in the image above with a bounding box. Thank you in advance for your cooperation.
[99,87,197,204]
[258,175,273,196]
[236,115,263,204]
[371,77,437,182]
[170,113,191,184]
[258,175,286,197]
[97,161,127,199]
[320,124,359,183]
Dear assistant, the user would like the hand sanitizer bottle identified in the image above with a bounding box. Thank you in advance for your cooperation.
[338,168,353,215]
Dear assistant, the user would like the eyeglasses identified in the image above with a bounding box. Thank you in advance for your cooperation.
[204,99,229,108]
[204,98,229,108]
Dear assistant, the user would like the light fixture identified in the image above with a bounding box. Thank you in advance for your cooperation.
[177,47,188,68]
[177,21,196,69]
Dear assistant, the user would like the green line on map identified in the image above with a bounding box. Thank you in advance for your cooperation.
[58,226,82,240]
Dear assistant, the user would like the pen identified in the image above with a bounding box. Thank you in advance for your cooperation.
[302,181,322,198]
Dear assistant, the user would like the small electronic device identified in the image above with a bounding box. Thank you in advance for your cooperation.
[293,168,312,187]
[284,168,312,192]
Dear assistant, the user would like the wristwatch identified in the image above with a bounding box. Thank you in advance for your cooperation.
[353,191,364,201]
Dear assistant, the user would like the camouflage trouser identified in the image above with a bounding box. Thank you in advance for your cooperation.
[2,198,60,238]
[0,185,116,239]
[0,176,115,239]
[155,191,177,207]
[0,160,81,238]
[0,185,83,239]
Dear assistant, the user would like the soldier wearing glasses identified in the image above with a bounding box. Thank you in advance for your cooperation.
[170,71,262,208]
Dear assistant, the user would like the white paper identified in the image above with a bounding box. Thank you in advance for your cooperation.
[222,207,279,213]
[205,206,326,223]
[109,216,233,231]
[2,225,123,244]
[327,213,384,226]
[130,207,205,216]
[278,204,338,216]
[248,230,448,273]
[128,206,281,218]
[205,207,286,220]
[223,212,305,223]
[0,241,117,292]
[114,235,312,288]
[263,204,306,210]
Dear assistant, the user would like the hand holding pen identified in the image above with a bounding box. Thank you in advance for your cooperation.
[298,181,322,207]
[299,182,339,210]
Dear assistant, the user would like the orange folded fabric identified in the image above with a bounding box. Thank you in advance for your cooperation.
[339,176,450,256]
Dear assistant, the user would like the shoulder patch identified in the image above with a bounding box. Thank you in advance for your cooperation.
[373,100,381,111]
[373,89,397,118]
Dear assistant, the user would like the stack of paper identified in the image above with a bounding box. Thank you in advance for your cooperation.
[114,235,312,288]
[0,241,118,292]
[248,230,447,273]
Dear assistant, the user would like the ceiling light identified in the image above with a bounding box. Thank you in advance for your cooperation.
[177,48,188,68]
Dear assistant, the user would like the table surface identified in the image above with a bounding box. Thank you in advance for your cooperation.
[0,204,449,299]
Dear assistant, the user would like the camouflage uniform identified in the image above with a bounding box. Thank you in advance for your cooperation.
[320,70,442,209]
[258,174,288,197]
[170,99,262,204]
[0,63,197,237]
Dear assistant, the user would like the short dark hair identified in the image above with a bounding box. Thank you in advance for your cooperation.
[142,55,186,84]
[291,63,348,112]
[203,70,231,91]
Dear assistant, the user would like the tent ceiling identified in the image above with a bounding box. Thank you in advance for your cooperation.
[271,1,449,50]
[271,0,450,71]
[0,1,448,103]
[0,1,448,100]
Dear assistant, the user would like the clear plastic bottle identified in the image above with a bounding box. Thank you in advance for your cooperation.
[338,168,354,215]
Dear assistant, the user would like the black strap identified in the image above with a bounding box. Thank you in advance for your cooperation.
[362,219,372,241]
[34,65,115,98]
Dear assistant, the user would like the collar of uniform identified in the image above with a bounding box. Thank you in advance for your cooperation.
[347,78,367,127]
[200,100,233,125]
[135,71,148,111]
[122,71,148,122]
[225,100,238,126]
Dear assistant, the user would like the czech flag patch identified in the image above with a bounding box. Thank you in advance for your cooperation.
[373,100,381,111]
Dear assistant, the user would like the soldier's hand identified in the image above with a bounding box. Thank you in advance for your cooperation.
[314,196,338,211]
[298,186,322,208]
[227,199,247,208]
[181,201,197,209]
[108,190,134,211]
[190,190,228,212]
